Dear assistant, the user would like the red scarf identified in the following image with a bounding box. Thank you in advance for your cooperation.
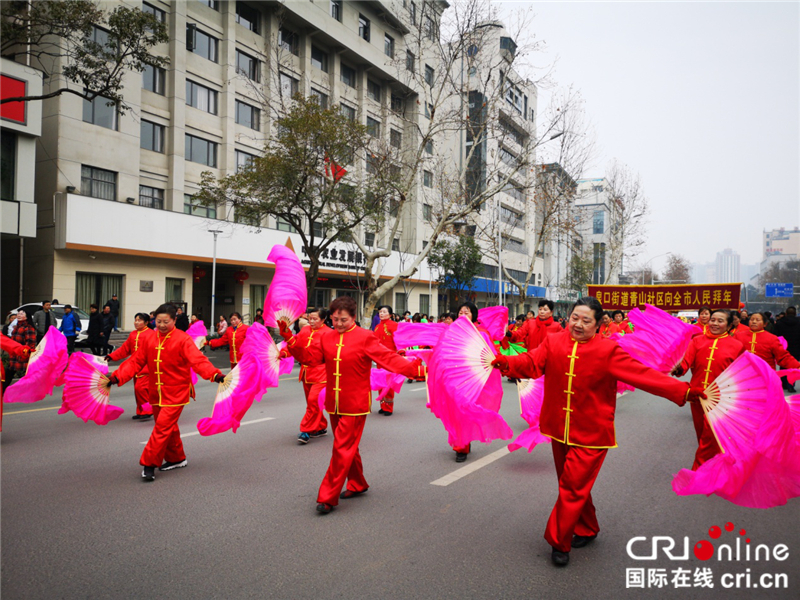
[530,316,554,348]
[704,329,729,340]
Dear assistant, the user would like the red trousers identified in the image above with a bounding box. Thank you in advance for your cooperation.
[300,381,327,433]
[452,443,471,454]
[380,389,395,413]
[317,414,368,506]
[140,404,186,467]
[133,376,153,415]
[545,441,608,552]
[689,402,721,470]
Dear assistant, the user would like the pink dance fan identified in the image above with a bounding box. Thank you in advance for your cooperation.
[672,352,800,508]
[264,245,307,328]
[477,306,509,341]
[394,322,448,349]
[197,353,263,436]
[240,322,281,394]
[615,304,696,375]
[786,395,800,444]
[186,320,207,349]
[59,353,124,425]
[509,377,551,453]
[428,316,512,448]
[277,341,295,375]
[370,368,407,402]
[776,369,800,385]
[5,326,68,404]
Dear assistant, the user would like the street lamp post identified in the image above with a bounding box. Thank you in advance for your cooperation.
[208,229,223,336]
[641,252,671,284]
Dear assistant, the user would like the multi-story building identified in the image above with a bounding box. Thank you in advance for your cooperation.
[764,227,800,260]
[574,177,622,285]
[1,58,42,312]
[715,248,741,284]
[16,0,452,326]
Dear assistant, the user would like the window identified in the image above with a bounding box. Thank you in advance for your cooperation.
[185,134,217,167]
[184,194,216,218]
[278,27,299,56]
[367,80,381,102]
[186,80,218,114]
[406,50,415,72]
[235,100,260,130]
[499,119,524,146]
[395,292,407,313]
[0,132,15,201]
[358,14,370,41]
[505,80,523,114]
[139,185,164,209]
[143,65,165,95]
[340,103,356,122]
[279,72,298,98]
[389,198,399,217]
[499,147,517,167]
[366,117,380,137]
[81,166,116,200]
[366,155,378,175]
[384,34,395,57]
[422,240,428,249]
[236,149,255,171]
[419,293,430,315]
[423,170,433,187]
[140,120,165,153]
[236,49,259,81]
[82,94,117,130]
[424,64,434,86]
[422,203,432,220]
[500,36,517,57]
[425,139,433,154]
[392,239,400,252]
[309,88,328,109]
[276,217,297,232]
[312,221,325,238]
[142,3,166,23]
[365,232,375,247]
[592,242,606,284]
[409,2,416,24]
[311,45,328,72]
[197,0,219,9]
[330,0,342,21]
[390,129,402,149]
[424,103,433,119]
[340,63,356,88]
[391,94,404,114]
[235,2,259,33]
[90,25,109,48]
[186,24,218,62]
[593,210,605,234]
[501,206,522,226]
[425,16,435,40]
[165,277,184,304]
[503,236,525,254]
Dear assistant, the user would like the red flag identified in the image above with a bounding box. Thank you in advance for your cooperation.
[324,156,347,182]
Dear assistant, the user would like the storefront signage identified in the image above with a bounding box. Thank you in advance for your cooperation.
[587,284,741,311]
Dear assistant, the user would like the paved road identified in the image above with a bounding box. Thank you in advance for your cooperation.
[2,351,798,599]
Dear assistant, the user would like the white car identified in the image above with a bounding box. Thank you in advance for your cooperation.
[7,303,91,345]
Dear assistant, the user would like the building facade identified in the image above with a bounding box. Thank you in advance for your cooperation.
[575,177,622,286]
[714,248,741,284]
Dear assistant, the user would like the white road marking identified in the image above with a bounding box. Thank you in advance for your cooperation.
[430,446,511,486]
[407,386,427,392]
[140,417,275,443]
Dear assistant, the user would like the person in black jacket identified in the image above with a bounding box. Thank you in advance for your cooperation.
[107,294,121,332]
[101,305,115,355]
[88,304,104,356]
[775,305,800,392]
[175,306,190,332]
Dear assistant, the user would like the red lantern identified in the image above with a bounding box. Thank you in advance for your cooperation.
[233,269,250,285]
[193,265,206,282]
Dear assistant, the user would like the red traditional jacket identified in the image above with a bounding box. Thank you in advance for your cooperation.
[114,327,221,406]
[734,328,800,370]
[288,324,424,416]
[292,324,327,384]
[692,323,709,338]
[109,328,155,378]
[374,318,399,351]
[505,330,689,449]
[599,322,621,338]
[679,332,744,390]
[208,323,249,365]
[511,317,562,349]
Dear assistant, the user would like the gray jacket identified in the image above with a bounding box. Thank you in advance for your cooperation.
[32,309,53,335]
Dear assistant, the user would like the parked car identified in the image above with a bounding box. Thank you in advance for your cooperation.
[6,303,91,346]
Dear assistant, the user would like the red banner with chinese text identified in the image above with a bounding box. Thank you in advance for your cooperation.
[587,284,742,311]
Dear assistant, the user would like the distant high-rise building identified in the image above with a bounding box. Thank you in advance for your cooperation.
[764,227,800,260]
[715,249,741,283]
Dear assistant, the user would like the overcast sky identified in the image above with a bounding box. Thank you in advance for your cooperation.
[497,1,800,273]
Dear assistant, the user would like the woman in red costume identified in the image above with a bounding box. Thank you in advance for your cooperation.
[206,312,248,369]
[291,307,329,444]
[612,310,634,334]
[511,300,562,350]
[108,304,224,482]
[693,306,711,337]
[280,296,425,515]
[373,305,400,415]
[734,312,800,370]
[598,312,621,337]
[672,309,744,470]
[0,335,31,431]
[106,312,155,420]
[491,297,697,566]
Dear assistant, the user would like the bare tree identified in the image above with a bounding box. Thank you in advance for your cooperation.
[661,254,692,283]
